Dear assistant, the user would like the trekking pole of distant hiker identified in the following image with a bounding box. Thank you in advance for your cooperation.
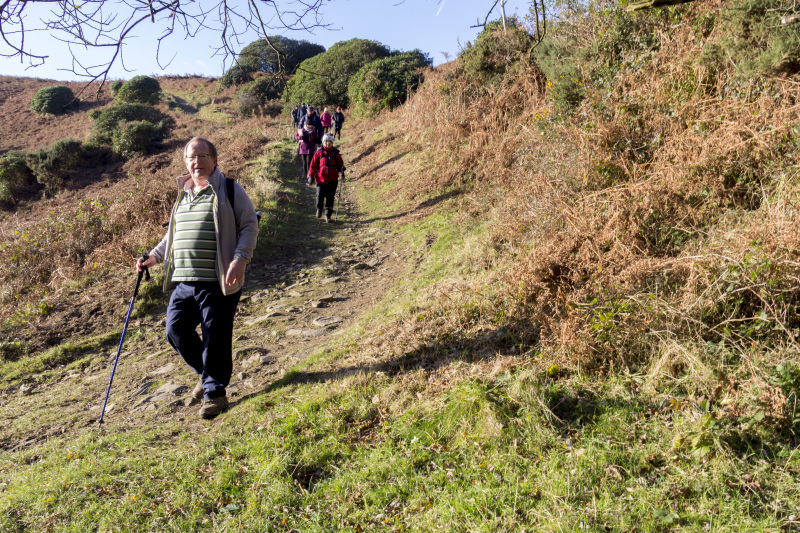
[335,168,346,221]
[98,254,150,424]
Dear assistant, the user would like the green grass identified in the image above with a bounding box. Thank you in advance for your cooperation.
[2,367,797,531]
[0,330,121,385]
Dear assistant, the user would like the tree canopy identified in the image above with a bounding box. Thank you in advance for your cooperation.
[220,36,325,88]
[0,0,331,92]
[284,39,392,107]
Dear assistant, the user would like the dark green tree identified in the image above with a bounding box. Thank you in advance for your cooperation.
[284,39,392,108]
[219,36,326,88]
[348,50,433,117]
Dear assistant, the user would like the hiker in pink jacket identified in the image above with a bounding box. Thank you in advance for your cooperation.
[320,107,332,134]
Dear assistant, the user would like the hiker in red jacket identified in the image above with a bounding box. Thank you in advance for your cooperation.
[320,107,332,135]
[308,133,344,222]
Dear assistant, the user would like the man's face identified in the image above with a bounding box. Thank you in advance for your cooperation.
[184,141,217,181]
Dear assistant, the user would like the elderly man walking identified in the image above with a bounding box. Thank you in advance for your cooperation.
[137,137,259,419]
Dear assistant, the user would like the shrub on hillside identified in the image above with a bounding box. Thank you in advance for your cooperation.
[219,65,253,88]
[0,151,33,204]
[348,50,432,117]
[116,76,161,104]
[111,121,168,158]
[29,85,78,115]
[27,138,83,195]
[721,0,800,76]
[109,80,124,97]
[91,103,173,146]
[458,18,536,85]
[236,77,284,116]
[284,39,392,107]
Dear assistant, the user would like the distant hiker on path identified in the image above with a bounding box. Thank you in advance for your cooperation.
[308,133,345,223]
[299,106,323,147]
[333,106,345,140]
[291,105,300,129]
[320,107,332,134]
[136,137,259,420]
[296,123,317,182]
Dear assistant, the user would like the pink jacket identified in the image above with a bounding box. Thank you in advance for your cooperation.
[320,111,332,128]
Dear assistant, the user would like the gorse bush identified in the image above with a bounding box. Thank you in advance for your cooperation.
[348,50,432,117]
[721,0,800,76]
[115,76,161,104]
[111,120,167,158]
[91,103,173,149]
[0,151,32,204]
[29,85,78,115]
[27,138,83,195]
[236,77,284,116]
[109,80,124,97]
[457,17,537,85]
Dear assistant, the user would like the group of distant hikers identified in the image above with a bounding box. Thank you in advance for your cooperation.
[128,103,349,422]
[291,103,346,224]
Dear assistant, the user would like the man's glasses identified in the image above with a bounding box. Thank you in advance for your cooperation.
[184,154,213,161]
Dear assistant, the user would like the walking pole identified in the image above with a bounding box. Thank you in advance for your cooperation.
[335,168,345,221]
[98,254,150,424]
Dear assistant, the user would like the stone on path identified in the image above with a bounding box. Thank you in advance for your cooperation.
[321,276,342,284]
[287,328,328,337]
[243,354,273,368]
[288,290,304,298]
[246,311,283,326]
[312,316,344,327]
[137,381,188,405]
[150,363,176,375]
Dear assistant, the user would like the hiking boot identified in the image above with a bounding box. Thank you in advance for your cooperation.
[192,377,204,400]
[325,215,332,223]
[199,396,228,419]
[316,209,323,218]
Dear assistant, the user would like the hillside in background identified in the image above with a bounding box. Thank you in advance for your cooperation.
[1,0,800,530]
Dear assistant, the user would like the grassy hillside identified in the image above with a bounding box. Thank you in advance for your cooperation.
[1,0,800,530]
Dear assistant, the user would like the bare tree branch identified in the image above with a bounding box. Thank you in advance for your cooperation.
[0,0,333,93]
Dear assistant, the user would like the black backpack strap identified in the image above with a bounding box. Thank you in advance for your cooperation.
[226,176,235,214]
[226,177,241,233]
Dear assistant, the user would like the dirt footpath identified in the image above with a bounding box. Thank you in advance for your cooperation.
[0,165,407,447]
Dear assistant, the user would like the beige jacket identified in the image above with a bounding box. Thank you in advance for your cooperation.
[149,168,259,295]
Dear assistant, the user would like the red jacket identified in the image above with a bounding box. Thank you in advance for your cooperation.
[308,147,344,184]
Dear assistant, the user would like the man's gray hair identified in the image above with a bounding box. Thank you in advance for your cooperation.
[184,137,217,159]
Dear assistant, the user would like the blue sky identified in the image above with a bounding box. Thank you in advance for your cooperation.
[3,0,532,81]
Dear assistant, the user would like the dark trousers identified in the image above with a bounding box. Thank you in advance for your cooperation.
[299,153,312,179]
[316,181,338,217]
[165,282,241,399]
[334,126,342,139]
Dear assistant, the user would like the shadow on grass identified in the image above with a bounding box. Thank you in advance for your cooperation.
[359,187,464,224]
